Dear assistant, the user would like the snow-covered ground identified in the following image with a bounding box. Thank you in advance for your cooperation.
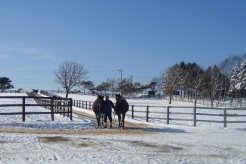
[0,93,246,164]
[61,93,246,129]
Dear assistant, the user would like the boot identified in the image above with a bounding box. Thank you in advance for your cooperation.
[110,122,112,128]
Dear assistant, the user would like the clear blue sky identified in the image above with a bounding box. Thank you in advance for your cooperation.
[0,0,246,91]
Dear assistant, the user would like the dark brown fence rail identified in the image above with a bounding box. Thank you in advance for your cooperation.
[0,96,73,121]
[73,99,246,127]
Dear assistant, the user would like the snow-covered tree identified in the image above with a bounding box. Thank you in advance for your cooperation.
[230,59,246,93]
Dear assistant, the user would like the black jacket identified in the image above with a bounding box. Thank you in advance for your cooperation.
[102,100,114,114]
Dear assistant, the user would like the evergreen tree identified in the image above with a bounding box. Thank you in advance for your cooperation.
[230,59,246,95]
[0,77,14,92]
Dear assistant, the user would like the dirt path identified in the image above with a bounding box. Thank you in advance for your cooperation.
[73,109,149,129]
[0,110,151,136]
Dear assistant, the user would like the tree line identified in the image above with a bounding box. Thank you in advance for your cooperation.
[163,54,246,106]
[54,55,246,103]
[81,78,157,97]
[2,54,246,105]
[54,61,158,98]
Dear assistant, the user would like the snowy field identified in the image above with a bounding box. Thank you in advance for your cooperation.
[0,93,246,163]
[61,93,246,129]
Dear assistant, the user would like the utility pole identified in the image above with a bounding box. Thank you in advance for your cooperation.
[130,75,133,84]
[118,69,123,95]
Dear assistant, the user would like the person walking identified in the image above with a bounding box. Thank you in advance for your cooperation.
[102,95,115,128]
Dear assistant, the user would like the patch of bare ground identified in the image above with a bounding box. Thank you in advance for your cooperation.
[128,141,183,152]
[0,121,151,136]
[0,125,150,136]
[38,136,70,143]
[0,110,151,136]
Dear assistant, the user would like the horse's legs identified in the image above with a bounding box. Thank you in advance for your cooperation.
[122,113,126,129]
[96,114,100,127]
[100,113,104,126]
[118,114,121,127]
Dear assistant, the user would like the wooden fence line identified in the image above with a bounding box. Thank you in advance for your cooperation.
[73,100,246,127]
[0,96,73,121]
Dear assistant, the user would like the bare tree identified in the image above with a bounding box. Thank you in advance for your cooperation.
[81,80,94,94]
[162,66,180,104]
[107,78,118,96]
[184,63,205,102]
[204,66,223,107]
[55,61,88,98]
[191,67,205,107]
[119,78,134,96]
[95,81,110,95]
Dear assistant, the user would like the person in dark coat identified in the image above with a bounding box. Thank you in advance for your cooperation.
[102,95,115,128]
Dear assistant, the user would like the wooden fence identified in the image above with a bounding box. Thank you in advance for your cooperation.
[168,96,246,108]
[0,96,73,121]
[73,100,246,127]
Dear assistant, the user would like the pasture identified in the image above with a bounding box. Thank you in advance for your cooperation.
[64,93,246,128]
[0,93,246,163]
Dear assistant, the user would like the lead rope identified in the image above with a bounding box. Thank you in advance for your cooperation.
[112,111,117,124]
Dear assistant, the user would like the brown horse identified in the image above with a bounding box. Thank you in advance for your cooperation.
[92,95,104,127]
[114,94,129,129]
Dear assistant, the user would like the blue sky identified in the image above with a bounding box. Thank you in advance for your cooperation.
[0,0,246,91]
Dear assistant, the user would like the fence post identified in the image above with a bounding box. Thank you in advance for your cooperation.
[51,98,54,121]
[224,108,227,128]
[22,97,25,122]
[193,104,197,127]
[167,105,170,124]
[70,98,73,120]
[146,105,149,122]
[59,100,62,113]
[86,101,88,109]
[63,100,65,116]
[132,105,134,119]
[54,100,57,112]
